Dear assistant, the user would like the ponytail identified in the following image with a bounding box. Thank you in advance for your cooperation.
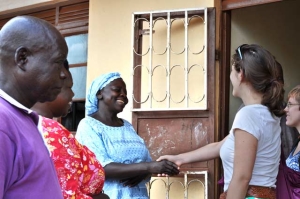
[233,44,285,117]
[262,80,285,117]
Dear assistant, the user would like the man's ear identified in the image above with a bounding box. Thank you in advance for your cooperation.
[14,47,29,71]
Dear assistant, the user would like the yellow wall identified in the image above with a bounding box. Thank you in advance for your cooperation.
[88,1,215,198]
[88,0,214,122]
[0,0,67,14]
[229,0,300,127]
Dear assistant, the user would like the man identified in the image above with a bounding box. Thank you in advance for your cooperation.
[0,16,68,198]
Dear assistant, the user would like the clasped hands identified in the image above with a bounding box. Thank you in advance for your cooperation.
[120,159,180,187]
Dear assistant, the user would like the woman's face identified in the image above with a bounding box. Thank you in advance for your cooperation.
[230,63,241,98]
[99,78,128,113]
[285,96,300,129]
[48,74,74,118]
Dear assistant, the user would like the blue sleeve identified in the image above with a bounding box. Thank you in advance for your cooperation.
[75,119,113,167]
[125,120,152,162]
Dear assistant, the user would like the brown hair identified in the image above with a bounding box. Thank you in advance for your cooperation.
[288,85,300,104]
[232,44,285,117]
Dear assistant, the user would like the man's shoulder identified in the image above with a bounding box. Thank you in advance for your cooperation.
[0,98,15,118]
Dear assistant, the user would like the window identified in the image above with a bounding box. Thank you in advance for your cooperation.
[132,8,208,111]
[62,33,88,132]
[0,1,89,35]
[0,0,89,132]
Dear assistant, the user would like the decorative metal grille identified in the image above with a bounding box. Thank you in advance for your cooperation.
[131,8,208,111]
[147,171,208,199]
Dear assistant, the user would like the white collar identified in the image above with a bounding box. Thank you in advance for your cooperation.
[0,89,33,114]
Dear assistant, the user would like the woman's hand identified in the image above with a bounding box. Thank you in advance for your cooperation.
[148,160,180,176]
[157,155,182,168]
[119,174,150,187]
[92,192,110,199]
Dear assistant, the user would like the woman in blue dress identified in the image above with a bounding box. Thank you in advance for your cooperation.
[76,72,179,199]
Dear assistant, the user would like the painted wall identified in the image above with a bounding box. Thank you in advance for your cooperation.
[88,1,214,197]
[0,0,215,198]
[229,0,300,127]
[88,0,214,122]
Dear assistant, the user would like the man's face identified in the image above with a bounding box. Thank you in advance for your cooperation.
[25,37,68,103]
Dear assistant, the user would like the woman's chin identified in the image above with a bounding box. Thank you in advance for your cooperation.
[62,110,70,118]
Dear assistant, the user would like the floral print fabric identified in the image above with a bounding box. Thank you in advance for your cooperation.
[286,147,300,172]
[41,117,105,199]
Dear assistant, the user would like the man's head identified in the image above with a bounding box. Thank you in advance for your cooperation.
[0,16,68,108]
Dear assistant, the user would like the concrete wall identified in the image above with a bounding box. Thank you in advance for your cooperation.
[229,0,300,127]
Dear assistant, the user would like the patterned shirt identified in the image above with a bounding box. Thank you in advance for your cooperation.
[286,147,300,172]
[41,117,105,199]
[76,116,152,199]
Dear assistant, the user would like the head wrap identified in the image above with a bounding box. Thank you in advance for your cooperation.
[86,72,121,115]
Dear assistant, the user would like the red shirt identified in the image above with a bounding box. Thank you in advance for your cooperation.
[41,117,105,199]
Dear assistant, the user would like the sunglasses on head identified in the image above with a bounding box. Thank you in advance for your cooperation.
[236,44,248,60]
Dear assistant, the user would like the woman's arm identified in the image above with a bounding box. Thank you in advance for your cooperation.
[226,129,257,199]
[157,135,228,167]
[92,192,110,199]
[76,121,179,181]
[104,159,179,179]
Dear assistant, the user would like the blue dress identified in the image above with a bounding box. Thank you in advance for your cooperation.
[286,147,300,172]
[75,116,152,199]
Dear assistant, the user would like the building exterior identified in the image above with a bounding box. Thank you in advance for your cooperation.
[0,0,299,198]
